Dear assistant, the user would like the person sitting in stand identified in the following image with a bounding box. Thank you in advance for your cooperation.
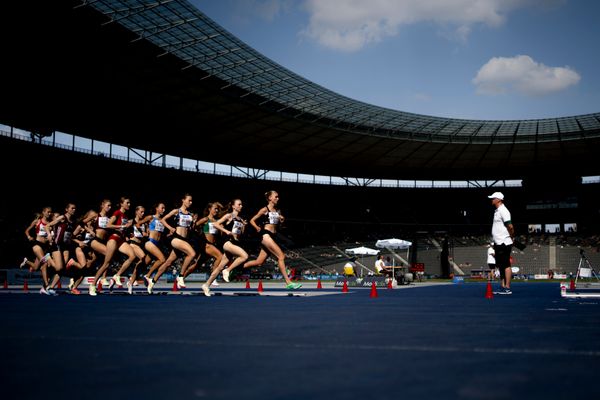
[375,255,392,278]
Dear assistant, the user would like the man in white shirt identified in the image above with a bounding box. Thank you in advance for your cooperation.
[375,255,392,277]
[488,192,515,294]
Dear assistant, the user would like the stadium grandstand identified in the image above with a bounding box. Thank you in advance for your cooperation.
[1,0,599,278]
[3,3,600,400]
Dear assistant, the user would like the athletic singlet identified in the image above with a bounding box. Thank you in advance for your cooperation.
[259,207,281,227]
[203,220,218,235]
[35,219,49,238]
[110,210,129,238]
[174,209,193,229]
[149,216,164,233]
[97,215,110,229]
[83,232,93,245]
[54,215,75,245]
[225,215,244,236]
[133,221,146,239]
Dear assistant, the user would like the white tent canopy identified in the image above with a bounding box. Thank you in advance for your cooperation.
[345,246,380,255]
[375,238,412,250]
[375,238,412,269]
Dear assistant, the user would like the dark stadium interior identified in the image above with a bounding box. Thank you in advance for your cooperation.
[2,135,599,268]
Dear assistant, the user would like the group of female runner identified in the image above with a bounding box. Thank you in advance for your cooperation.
[21,190,302,296]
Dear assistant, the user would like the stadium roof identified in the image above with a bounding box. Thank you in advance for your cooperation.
[2,0,600,180]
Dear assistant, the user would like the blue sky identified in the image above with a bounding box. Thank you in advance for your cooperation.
[191,0,600,120]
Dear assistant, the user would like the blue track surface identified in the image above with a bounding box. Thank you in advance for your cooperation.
[1,282,599,400]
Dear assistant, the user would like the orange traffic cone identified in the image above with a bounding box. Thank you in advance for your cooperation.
[569,278,575,290]
[369,281,378,298]
[342,280,349,293]
[172,278,178,292]
[257,280,264,293]
[387,279,393,289]
[485,281,494,299]
[23,278,29,292]
[316,278,323,289]
[245,279,251,289]
[97,280,103,294]
[57,279,62,289]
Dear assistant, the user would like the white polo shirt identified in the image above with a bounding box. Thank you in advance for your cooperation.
[492,204,513,245]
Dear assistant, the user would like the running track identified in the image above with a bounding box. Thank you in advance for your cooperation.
[1,282,599,400]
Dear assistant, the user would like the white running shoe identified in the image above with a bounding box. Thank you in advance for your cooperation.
[177,276,186,289]
[127,281,133,295]
[19,257,28,268]
[40,287,50,295]
[201,283,211,297]
[40,253,51,264]
[112,275,123,287]
[222,269,230,283]
[46,288,57,296]
[68,278,75,290]
[89,285,97,296]
[147,279,155,294]
[211,280,220,287]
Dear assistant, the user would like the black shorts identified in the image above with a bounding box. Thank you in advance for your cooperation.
[493,244,512,270]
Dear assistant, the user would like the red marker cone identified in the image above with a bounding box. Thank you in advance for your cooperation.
[23,279,29,292]
[97,280,103,294]
[485,281,494,299]
[370,281,378,298]
[172,278,178,292]
[342,280,349,293]
[245,279,251,289]
[387,279,393,289]
[569,278,575,290]
[316,278,323,289]
[257,280,264,293]
[3,279,7,289]
[57,279,62,289]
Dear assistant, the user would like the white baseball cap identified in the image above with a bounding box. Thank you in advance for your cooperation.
[487,192,504,200]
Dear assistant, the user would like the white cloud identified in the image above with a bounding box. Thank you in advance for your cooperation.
[231,0,292,22]
[301,0,554,52]
[253,0,292,21]
[472,55,580,96]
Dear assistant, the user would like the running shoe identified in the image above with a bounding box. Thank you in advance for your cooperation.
[89,285,97,296]
[285,282,302,290]
[70,288,81,295]
[210,280,220,287]
[222,269,230,283]
[147,279,154,294]
[127,281,133,295]
[143,275,151,287]
[201,283,211,297]
[177,276,186,289]
[39,286,50,295]
[19,257,28,268]
[503,288,512,295]
[68,278,75,291]
[46,288,57,296]
[40,253,51,264]
[112,274,123,287]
